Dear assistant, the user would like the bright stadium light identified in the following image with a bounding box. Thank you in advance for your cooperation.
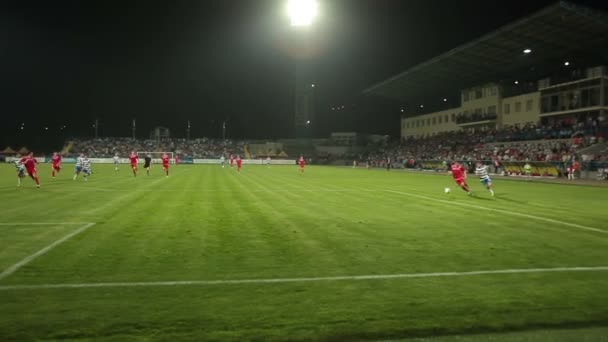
[523,48,532,54]
[287,0,318,27]
[564,61,570,66]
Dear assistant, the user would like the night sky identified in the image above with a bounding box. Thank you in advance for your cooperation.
[1,0,605,151]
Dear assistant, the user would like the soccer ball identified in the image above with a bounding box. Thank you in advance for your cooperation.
[444,187,451,194]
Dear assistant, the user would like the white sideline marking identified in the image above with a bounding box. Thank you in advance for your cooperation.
[0,222,90,226]
[0,266,607,291]
[63,188,376,193]
[0,223,96,281]
[384,189,608,234]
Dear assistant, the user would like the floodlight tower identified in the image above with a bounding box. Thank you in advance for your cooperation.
[287,0,318,138]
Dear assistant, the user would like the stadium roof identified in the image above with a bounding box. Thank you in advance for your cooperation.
[363,1,608,103]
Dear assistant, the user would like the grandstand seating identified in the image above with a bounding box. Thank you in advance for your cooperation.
[66,137,244,159]
[362,120,605,166]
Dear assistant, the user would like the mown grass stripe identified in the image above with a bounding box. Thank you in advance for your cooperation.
[0,223,96,281]
[382,189,607,234]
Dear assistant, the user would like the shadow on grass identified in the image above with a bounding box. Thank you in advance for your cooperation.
[469,194,492,201]
[491,193,528,205]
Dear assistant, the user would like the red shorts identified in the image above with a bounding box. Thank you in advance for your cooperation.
[52,164,61,171]
[299,164,304,168]
[454,178,466,186]
[131,164,137,169]
[163,164,169,169]
[26,168,37,177]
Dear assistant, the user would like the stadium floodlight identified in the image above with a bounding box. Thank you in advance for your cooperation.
[443,98,447,102]
[523,48,532,54]
[287,0,318,27]
[311,84,315,87]
[514,80,519,84]
[564,61,570,66]
[306,120,311,124]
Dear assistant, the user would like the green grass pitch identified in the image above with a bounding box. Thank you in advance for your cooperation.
[0,163,607,341]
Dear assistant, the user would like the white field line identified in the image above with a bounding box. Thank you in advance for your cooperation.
[0,266,607,291]
[383,189,608,234]
[0,222,90,226]
[54,188,378,193]
[0,223,96,281]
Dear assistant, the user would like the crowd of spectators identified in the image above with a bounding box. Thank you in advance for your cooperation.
[363,119,606,167]
[67,137,244,159]
[63,117,607,168]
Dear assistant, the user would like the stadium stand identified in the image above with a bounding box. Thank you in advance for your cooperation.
[66,137,245,159]
[360,119,607,170]
[360,1,608,178]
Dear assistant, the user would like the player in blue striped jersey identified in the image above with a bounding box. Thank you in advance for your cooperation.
[81,156,92,182]
[113,154,120,172]
[475,162,494,196]
[73,154,84,180]
[15,160,26,186]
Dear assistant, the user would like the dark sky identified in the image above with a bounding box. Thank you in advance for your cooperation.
[1,0,605,151]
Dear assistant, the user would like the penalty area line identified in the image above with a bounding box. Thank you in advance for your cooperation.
[383,189,608,235]
[0,223,96,282]
[0,266,607,291]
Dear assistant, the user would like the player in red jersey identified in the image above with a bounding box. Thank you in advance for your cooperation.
[161,153,170,177]
[236,155,242,173]
[50,152,61,178]
[19,152,40,188]
[449,161,471,195]
[298,155,305,174]
[229,154,234,168]
[174,154,180,166]
[129,151,138,177]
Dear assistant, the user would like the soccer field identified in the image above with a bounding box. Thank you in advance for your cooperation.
[0,163,607,341]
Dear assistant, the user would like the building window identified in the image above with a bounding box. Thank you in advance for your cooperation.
[463,92,469,102]
[427,118,430,126]
[515,102,522,113]
[451,113,456,122]
[432,117,436,125]
[526,99,533,111]
[475,89,482,99]
[490,87,497,96]
[445,114,449,123]
[504,103,510,114]
[484,87,493,97]
[488,105,497,115]
[438,116,442,124]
